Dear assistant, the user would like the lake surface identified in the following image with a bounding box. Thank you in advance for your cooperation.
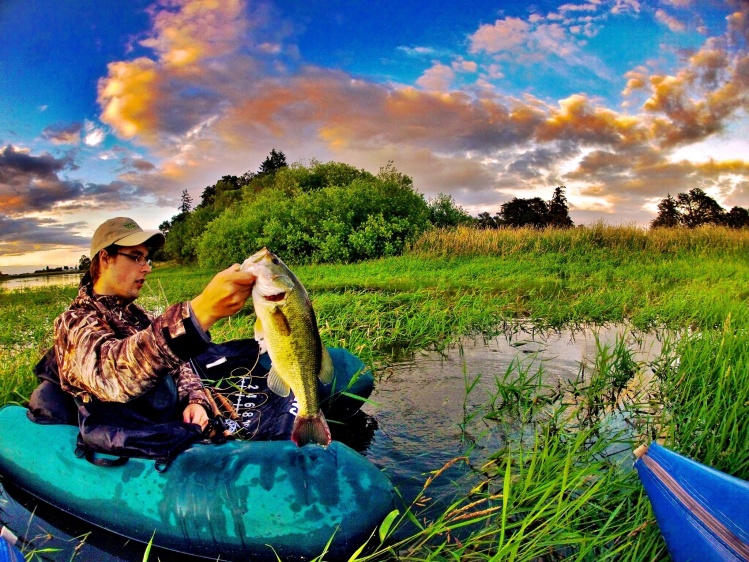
[0,273,82,290]
[0,323,665,561]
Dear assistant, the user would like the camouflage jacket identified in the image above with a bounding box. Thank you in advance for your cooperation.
[54,273,210,410]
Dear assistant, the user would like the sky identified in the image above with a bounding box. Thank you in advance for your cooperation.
[1,0,748,273]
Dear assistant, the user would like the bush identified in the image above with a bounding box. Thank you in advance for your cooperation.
[196,162,431,268]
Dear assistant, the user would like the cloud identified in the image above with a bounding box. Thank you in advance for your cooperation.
[83,120,107,147]
[0,144,158,215]
[87,0,749,229]
[97,0,260,143]
[416,62,455,92]
[41,122,82,145]
[40,120,107,147]
[466,9,610,77]
[610,0,641,15]
[0,213,89,256]
[0,144,73,185]
[559,2,600,14]
[469,17,530,54]
[655,9,687,32]
[398,46,438,57]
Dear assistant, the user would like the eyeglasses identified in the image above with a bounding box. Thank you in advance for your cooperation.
[117,252,153,267]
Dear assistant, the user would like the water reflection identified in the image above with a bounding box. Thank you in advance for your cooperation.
[0,274,82,291]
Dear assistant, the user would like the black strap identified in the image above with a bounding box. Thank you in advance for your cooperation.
[75,441,177,472]
[75,443,129,467]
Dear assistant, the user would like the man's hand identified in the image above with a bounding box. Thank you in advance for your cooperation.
[190,264,256,331]
[183,402,209,430]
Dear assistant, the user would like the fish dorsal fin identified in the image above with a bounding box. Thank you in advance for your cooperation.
[267,367,291,397]
[318,346,334,384]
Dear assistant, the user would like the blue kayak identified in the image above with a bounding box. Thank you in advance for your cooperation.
[634,443,749,562]
[0,534,23,562]
[0,348,396,562]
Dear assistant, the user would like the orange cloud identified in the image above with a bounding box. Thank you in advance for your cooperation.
[98,58,159,140]
[538,94,649,146]
[97,0,252,143]
[141,0,247,67]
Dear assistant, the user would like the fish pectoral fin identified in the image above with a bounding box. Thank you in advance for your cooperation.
[254,317,267,354]
[267,367,291,397]
[318,346,334,384]
[269,308,291,336]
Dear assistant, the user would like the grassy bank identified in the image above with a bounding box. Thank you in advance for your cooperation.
[2,224,749,560]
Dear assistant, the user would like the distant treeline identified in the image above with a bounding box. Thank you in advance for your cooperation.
[157,150,745,267]
[651,188,749,229]
[0,264,85,280]
[157,150,575,267]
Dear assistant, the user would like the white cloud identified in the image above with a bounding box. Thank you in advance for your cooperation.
[655,9,687,32]
[416,62,455,92]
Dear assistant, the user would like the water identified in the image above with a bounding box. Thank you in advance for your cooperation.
[0,323,665,561]
[359,323,665,520]
[0,273,82,291]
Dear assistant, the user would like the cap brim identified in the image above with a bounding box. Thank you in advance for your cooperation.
[115,230,165,249]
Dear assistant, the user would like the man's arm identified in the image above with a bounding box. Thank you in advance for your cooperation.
[55,302,210,403]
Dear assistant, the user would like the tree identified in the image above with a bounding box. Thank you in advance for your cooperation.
[500,197,549,228]
[158,219,173,236]
[677,188,724,228]
[475,211,501,229]
[78,255,91,271]
[726,206,749,229]
[546,186,573,228]
[257,148,288,177]
[651,194,680,228]
[197,183,217,209]
[211,175,243,211]
[427,193,473,228]
[179,189,193,213]
[377,160,414,191]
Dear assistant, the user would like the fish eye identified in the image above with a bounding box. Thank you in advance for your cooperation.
[272,258,280,265]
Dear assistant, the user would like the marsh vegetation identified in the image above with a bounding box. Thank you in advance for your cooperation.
[2,224,748,561]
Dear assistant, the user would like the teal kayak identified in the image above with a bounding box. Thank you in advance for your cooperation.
[0,349,396,561]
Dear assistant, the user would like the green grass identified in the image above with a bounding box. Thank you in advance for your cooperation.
[2,224,749,561]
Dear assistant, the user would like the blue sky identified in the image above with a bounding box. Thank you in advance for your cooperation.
[1,0,748,272]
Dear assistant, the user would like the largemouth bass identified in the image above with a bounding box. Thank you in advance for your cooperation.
[240,248,334,446]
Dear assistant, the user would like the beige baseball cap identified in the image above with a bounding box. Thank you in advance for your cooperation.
[90,217,165,258]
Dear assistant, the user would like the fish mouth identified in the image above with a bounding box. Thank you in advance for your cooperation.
[264,292,286,302]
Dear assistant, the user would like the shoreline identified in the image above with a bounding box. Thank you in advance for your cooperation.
[0,269,84,281]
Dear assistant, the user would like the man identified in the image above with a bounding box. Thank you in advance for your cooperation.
[54,217,256,436]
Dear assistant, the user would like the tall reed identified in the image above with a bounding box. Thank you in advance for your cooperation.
[409,223,749,259]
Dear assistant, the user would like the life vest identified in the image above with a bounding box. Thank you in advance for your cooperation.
[27,339,296,471]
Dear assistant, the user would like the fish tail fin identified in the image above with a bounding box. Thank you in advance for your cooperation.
[291,411,332,447]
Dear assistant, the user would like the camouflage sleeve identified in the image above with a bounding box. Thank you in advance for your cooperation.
[177,361,210,410]
[55,302,210,403]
